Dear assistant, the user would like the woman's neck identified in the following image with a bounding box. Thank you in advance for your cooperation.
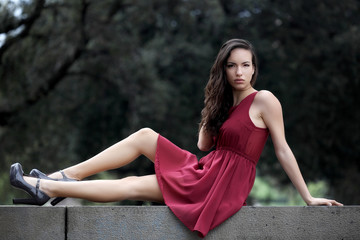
[232,88,256,106]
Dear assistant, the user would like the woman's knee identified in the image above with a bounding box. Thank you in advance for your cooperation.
[135,128,158,147]
[124,176,144,199]
[131,128,158,161]
[136,128,157,138]
[125,175,163,202]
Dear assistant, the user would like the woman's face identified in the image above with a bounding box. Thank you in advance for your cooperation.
[225,48,255,92]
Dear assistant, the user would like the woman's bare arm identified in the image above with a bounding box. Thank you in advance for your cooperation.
[197,125,215,152]
[258,90,342,206]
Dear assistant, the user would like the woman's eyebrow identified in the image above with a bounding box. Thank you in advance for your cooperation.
[227,61,251,64]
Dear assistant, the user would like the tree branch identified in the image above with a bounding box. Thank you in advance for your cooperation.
[0,0,90,126]
[0,0,45,62]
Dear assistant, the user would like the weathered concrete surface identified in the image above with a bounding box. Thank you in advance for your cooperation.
[0,206,359,240]
[67,206,197,240]
[0,206,65,240]
[208,206,360,240]
[67,206,360,240]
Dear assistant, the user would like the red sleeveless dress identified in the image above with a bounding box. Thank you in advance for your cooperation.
[155,92,269,237]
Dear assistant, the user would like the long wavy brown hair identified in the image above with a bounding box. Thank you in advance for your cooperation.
[199,39,258,136]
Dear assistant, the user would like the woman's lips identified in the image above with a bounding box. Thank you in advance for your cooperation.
[234,79,245,83]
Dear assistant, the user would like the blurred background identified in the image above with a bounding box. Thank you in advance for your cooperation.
[0,0,359,206]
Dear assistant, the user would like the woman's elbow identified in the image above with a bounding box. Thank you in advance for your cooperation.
[197,141,212,152]
[275,145,293,163]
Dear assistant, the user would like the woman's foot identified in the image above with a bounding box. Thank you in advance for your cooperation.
[29,168,77,205]
[30,169,79,181]
[22,176,54,198]
[48,172,63,179]
[22,176,38,188]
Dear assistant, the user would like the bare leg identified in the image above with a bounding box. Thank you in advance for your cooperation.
[24,175,164,203]
[22,128,163,203]
[49,128,159,180]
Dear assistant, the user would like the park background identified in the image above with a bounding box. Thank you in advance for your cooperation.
[0,0,359,206]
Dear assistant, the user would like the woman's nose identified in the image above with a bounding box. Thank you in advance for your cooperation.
[236,67,242,75]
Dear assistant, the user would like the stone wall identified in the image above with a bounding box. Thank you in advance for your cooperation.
[1,206,359,239]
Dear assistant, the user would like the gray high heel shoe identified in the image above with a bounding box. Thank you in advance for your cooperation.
[10,163,50,205]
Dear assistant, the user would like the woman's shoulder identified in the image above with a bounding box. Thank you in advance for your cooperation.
[256,90,278,102]
[254,90,282,110]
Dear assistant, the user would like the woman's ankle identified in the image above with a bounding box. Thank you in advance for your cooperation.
[62,169,81,181]
[47,171,63,179]
[47,169,80,181]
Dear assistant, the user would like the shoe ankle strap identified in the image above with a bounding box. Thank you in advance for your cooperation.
[60,170,67,179]
[36,179,40,195]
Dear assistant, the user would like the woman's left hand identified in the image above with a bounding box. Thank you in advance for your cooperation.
[306,197,343,206]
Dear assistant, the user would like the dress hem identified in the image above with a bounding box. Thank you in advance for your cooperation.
[154,134,208,237]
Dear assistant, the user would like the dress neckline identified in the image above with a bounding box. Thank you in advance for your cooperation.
[231,91,258,109]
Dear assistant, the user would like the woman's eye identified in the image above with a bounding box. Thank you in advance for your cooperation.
[243,64,250,67]
[227,64,235,68]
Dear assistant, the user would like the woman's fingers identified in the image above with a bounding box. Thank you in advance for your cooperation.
[308,197,343,206]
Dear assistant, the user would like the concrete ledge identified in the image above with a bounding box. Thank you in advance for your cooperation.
[0,206,66,240]
[1,206,359,239]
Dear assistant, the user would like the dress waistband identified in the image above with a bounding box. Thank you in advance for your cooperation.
[216,146,257,165]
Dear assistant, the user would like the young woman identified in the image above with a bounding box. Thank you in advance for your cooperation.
[10,39,342,238]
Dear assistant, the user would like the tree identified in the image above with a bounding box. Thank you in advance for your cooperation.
[1,0,359,205]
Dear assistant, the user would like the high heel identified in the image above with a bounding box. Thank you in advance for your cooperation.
[10,163,50,206]
[49,196,66,206]
[13,198,39,205]
[29,169,76,206]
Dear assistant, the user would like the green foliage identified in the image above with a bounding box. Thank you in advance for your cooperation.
[1,0,359,205]
[249,176,330,206]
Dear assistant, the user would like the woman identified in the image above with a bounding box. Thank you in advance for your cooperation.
[10,39,342,238]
